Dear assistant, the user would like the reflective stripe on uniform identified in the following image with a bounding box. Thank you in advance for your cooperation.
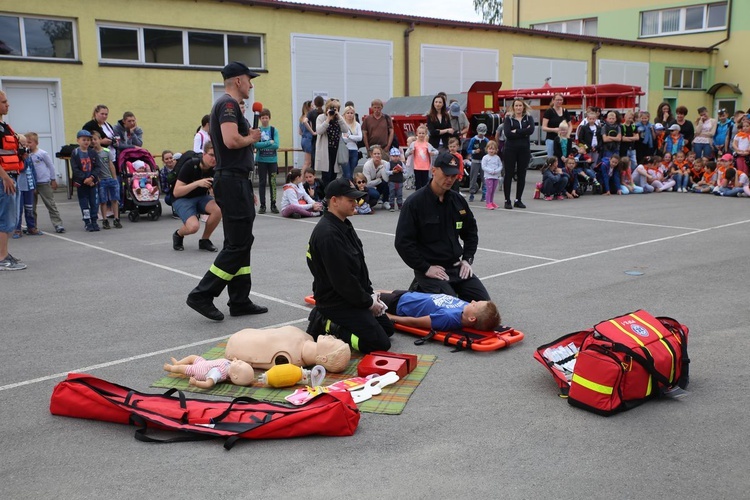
[209,264,251,281]
[350,334,360,352]
[572,373,613,395]
[306,243,312,260]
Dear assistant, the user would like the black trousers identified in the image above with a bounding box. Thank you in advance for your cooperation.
[503,144,530,202]
[189,174,255,307]
[317,306,394,354]
[411,266,490,302]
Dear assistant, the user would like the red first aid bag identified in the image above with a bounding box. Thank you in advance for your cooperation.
[534,310,690,416]
[50,373,360,449]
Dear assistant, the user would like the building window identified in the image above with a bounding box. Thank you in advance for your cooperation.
[97,23,264,69]
[531,18,597,36]
[640,3,727,37]
[0,14,76,60]
[664,68,705,90]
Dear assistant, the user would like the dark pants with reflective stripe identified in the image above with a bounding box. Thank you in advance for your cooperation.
[189,173,255,307]
[318,306,394,354]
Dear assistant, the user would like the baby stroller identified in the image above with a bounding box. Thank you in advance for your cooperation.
[117,148,162,222]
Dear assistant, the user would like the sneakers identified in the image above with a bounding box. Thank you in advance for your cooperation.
[186,295,224,321]
[113,219,122,229]
[12,230,21,239]
[504,200,513,210]
[171,212,180,220]
[258,206,266,214]
[91,223,101,231]
[54,225,66,233]
[469,194,474,202]
[389,205,395,212]
[383,202,391,210]
[486,203,495,210]
[228,301,269,317]
[198,238,218,252]
[0,256,26,271]
[102,220,111,230]
[544,195,553,201]
[514,200,526,209]
[173,230,184,251]
[290,212,302,219]
[270,203,279,214]
[554,195,565,201]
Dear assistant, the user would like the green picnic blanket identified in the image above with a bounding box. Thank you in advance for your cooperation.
[151,341,436,415]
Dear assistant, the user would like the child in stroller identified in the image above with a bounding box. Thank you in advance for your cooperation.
[117,148,162,222]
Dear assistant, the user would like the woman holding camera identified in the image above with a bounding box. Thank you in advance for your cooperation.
[315,98,348,186]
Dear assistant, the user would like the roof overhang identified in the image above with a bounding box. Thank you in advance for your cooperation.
[707,83,742,95]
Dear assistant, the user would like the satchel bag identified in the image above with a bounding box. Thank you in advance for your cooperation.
[337,137,349,165]
[534,310,689,416]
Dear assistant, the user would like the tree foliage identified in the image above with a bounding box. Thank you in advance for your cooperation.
[473,0,503,24]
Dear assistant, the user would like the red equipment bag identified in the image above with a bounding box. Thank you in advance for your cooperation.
[534,310,690,416]
[50,373,360,449]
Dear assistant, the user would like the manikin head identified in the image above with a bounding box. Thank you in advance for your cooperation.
[314,335,351,372]
[228,358,255,386]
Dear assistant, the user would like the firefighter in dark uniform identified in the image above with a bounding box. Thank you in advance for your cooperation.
[186,61,267,321]
[395,152,491,302]
[306,177,394,354]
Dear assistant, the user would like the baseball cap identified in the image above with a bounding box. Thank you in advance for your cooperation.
[325,177,366,200]
[76,130,92,138]
[221,61,260,80]
[653,123,664,130]
[449,102,461,116]
[389,147,401,158]
[476,123,488,134]
[668,124,681,131]
[433,152,461,175]
[721,153,734,161]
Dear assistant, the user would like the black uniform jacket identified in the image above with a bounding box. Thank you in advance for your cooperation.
[395,185,479,273]
[307,211,374,309]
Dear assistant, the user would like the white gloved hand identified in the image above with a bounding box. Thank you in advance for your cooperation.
[369,293,387,316]
[454,260,473,280]
[425,265,448,280]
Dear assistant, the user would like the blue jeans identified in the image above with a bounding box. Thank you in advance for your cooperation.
[672,174,689,190]
[16,189,36,231]
[693,142,712,159]
[77,185,99,221]
[0,178,19,233]
[344,149,358,180]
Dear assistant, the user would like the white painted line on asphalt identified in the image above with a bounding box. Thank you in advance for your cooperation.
[481,225,722,280]
[350,226,557,261]
[0,317,308,392]
[510,210,701,231]
[44,234,312,312]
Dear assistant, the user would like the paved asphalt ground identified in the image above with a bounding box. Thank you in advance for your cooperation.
[2,170,749,499]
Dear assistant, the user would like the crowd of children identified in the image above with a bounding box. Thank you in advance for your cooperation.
[524,105,750,200]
